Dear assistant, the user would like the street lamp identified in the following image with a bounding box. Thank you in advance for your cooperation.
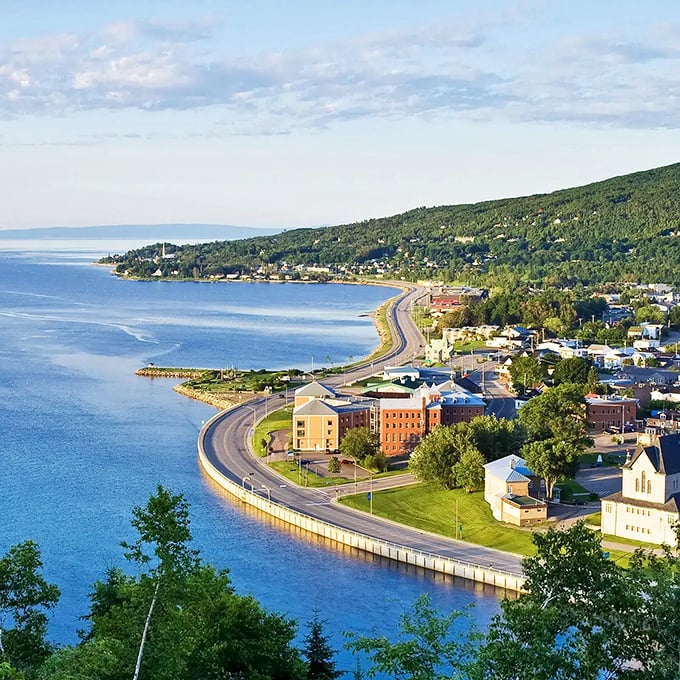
[344,455,359,493]
[261,483,272,504]
[242,404,257,433]
[242,474,255,491]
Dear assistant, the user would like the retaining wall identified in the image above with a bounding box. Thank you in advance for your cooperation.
[198,421,526,592]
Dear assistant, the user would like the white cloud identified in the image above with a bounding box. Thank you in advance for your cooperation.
[0,16,678,130]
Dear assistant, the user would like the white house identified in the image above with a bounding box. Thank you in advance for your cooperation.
[601,433,680,545]
[483,455,547,526]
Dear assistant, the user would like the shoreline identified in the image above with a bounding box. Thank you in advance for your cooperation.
[135,282,410,411]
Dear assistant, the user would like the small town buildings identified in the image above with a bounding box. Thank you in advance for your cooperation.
[294,381,337,408]
[428,286,486,315]
[293,381,374,451]
[293,398,372,451]
[601,433,680,545]
[294,376,484,456]
[645,412,680,437]
[483,455,547,526]
[585,394,638,432]
[379,381,485,456]
[382,365,420,382]
[618,366,679,386]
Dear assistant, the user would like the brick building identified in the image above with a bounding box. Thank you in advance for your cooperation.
[585,394,638,433]
[380,381,485,456]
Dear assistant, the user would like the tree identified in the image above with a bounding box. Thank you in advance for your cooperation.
[74,487,306,680]
[634,304,665,324]
[327,457,341,474]
[473,523,674,680]
[302,613,341,680]
[452,447,486,492]
[521,439,579,499]
[361,451,388,473]
[409,424,475,489]
[552,357,592,385]
[120,486,199,680]
[507,356,545,395]
[0,541,60,673]
[345,594,479,680]
[467,415,527,462]
[518,383,590,446]
[340,427,380,463]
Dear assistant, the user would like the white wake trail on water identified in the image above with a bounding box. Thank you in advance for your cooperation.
[0,310,159,344]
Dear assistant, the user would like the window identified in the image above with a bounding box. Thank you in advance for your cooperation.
[635,478,640,492]
[647,480,652,494]
[641,471,646,492]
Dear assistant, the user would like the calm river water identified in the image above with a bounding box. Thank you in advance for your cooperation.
[0,241,501,669]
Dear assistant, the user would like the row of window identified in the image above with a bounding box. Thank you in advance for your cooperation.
[604,504,677,526]
[626,525,652,535]
[635,471,652,494]
[384,433,419,443]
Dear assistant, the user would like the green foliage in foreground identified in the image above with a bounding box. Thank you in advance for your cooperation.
[3,489,679,679]
[348,523,680,680]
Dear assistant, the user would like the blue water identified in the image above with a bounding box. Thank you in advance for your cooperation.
[0,243,501,669]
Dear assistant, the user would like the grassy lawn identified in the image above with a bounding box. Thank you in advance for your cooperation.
[600,532,668,551]
[253,406,293,457]
[554,478,598,503]
[268,461,351,488]
[579,451,625,467]
[340,483,539,556]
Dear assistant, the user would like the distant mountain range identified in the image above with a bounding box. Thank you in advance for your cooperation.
[103,163,680,288]
[0,224,282,241]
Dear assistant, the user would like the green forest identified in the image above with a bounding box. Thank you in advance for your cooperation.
[2,487,679,679]
[101,162,680,288]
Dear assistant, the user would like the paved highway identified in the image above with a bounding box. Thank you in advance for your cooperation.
[199,284,524,577]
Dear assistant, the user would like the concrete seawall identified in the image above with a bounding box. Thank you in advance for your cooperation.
[198,414,526,593]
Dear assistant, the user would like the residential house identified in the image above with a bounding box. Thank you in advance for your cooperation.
[645,412,680,437]
[483,455,547,526]
[601,433,680,545]
[618,366,679,386]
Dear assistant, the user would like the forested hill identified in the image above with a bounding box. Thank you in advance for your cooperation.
[102,162,680,287]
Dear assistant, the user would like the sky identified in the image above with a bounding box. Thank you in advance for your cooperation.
[0,0,679,230]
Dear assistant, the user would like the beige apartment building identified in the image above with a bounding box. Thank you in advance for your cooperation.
[292,381,372,451]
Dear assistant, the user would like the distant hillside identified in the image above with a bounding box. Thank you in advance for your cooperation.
[0,224,281,241]
[103,164,680,287]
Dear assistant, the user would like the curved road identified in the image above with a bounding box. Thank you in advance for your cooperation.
[199,284,524,577]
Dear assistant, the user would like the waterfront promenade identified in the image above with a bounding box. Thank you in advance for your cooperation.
[198,283,525,590]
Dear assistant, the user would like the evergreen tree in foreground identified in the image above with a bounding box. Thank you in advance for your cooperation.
[302,613,342,680]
